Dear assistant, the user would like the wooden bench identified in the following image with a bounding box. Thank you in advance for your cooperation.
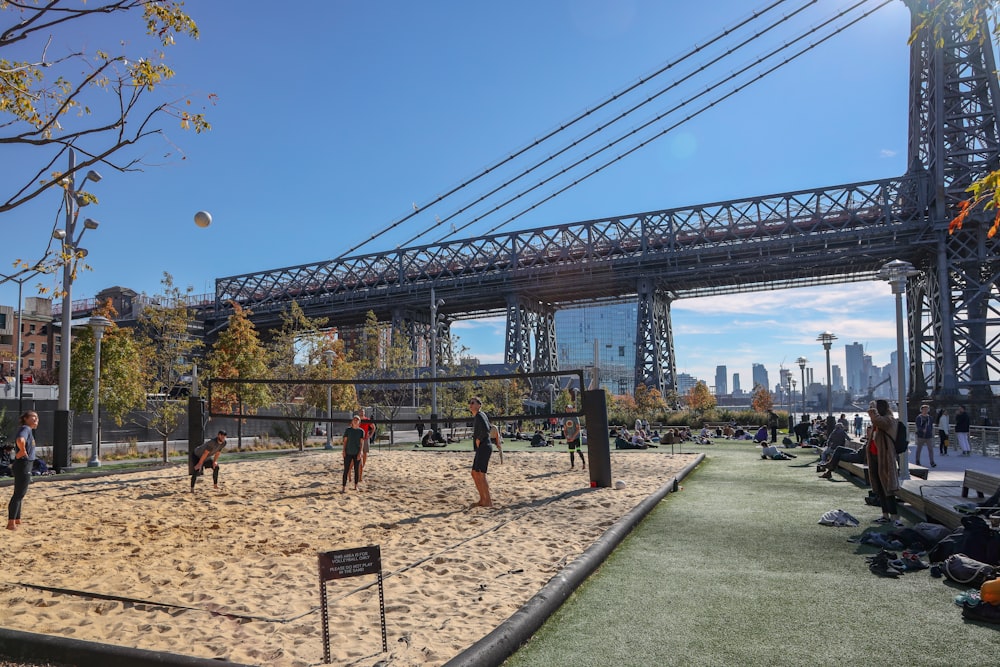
[837,460,929,483]
[897,469,1000,529]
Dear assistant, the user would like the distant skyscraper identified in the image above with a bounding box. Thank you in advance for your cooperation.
[732,373,741,395]
[832,364,844,392]
[715,365,728,396]
[752,363,769,391]
[676,372,698,396]
[845,342,865,399]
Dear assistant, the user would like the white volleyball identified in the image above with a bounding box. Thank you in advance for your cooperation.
[614,479,626,490]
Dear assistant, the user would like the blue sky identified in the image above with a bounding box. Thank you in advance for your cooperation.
[1,0,916,390]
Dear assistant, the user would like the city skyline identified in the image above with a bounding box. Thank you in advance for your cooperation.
[1,1,915,388]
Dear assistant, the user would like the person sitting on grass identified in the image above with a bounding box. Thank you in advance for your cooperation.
[753,425,769,444]
[421,429,447,447]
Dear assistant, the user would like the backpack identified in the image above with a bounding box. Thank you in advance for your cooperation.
[887,419,908,454]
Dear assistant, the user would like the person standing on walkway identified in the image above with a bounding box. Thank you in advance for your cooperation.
[913,404,936,467]
[7,411,38,530]
[853,413,864,438]
[936,408,950,456]
[955,405,971,456]
[564,417,585,470]
[415,420,424,441]
[342,415,365,491]
[469,397,494,507]
[867,400,903,527]
[191,430,227,492]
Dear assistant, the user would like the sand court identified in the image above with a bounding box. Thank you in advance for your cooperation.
[0,449,696,666]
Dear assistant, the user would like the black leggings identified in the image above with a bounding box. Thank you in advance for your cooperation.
[343,454,362,487]
[7,459,31,520]
[568,441,585,466]
[190,455,220,490]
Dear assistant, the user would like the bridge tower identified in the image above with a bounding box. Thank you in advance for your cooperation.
[906,0,1000,419]
[634,277,677,395]
[504,295,557,374]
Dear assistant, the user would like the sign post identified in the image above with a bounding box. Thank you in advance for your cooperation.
[318,545,386,662]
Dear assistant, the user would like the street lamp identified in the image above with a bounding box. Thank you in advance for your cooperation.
[429,288,445,428]
[323,349,335,450]
[817,332,837,418]
[790,378,797,419]
[87,315,111,467]
[879,258,920,479]
[796,357,808,413]
[55,148,103,462]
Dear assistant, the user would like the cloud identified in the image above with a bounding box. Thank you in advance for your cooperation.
[880,149,897,158]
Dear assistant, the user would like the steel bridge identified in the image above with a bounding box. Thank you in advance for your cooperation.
[204,2,999,418]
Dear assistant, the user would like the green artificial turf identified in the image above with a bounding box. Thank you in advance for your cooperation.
[504,439,1000,666]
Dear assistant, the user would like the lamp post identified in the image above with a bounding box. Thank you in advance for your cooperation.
[796,357,808,413]
[55,148,102,462]
[817,332,837,418]
[429,287,445,428]
[323,349,335,450]
[87,316,111,467]
[879,258,920,479]
[790,377,797,424]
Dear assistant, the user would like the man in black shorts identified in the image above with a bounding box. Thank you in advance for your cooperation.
[469,397,493,507]
[191,430,227,492]
[564,417,585,470]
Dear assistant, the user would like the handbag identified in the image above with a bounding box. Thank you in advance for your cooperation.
[942,553,997,587]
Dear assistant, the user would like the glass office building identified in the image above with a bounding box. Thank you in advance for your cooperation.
[555,302,637,395]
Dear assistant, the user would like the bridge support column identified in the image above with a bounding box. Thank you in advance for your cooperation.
[504,295,557,373]
[634,278,676,396]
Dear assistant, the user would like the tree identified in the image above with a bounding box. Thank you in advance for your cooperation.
[911,1,1000,239]
[302,330,356,435]
[634,383,667,420]
[267,301,329,450]
[685,381,716,413]
[353,311,420,447]
[204,302,270,449]
[750,384,774,414]
[134,273,202,462]
[0,1,212,215]
[610,393,638,426]
[69,299,146,429]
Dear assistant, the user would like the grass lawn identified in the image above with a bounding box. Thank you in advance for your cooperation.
[504,438,1000,666]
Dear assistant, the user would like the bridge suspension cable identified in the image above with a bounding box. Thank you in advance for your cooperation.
[474,0,895,238]
[394,0,887,247]
[392,0,825,249]
[331,0,798,259]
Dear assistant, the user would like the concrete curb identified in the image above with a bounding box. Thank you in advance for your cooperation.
[442,453,706,667]
[0,627,254,667]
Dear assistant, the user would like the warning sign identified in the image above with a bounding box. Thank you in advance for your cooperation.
[318,545,387,660]
[318,545,381,581]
